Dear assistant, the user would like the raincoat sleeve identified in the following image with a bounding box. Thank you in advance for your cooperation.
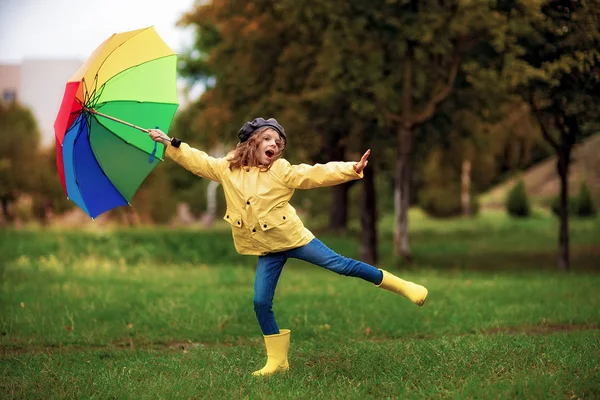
[275,159,363,189]
[165,143,225,183]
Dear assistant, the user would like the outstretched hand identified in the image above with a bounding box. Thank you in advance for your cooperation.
[148,128,171,146]
[353,149,371,174]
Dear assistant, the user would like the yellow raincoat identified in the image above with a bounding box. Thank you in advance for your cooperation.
[165,143,364,255]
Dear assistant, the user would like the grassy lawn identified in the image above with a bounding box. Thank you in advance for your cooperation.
[1,211,599,398]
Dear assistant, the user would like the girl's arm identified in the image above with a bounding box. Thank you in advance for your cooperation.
[276,150,370,189]
[165,143,225,183]
[148,129,225,183]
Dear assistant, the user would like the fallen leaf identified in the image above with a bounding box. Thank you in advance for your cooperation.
[127,323,134,329]
[365,326,372,335]
[20,302,25,308]
[65,326,73,331]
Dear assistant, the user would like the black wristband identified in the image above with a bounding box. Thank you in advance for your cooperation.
[170,137,182,148]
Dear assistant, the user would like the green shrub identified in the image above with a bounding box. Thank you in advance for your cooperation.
[550,195,578,217]
[576,182,596,217]
[506,180,530,217]
[550,183,596,218]
[420,185,462,218]
[419,185,480,218]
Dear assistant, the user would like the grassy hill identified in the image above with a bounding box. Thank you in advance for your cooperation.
[480,134,600,208]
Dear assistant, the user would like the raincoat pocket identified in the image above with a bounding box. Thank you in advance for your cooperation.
[258,207,290,231]
[223,210,243,228]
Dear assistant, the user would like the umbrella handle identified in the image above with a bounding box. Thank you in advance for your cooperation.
[83,107,172,141]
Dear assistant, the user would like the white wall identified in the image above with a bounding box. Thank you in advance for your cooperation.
[19,59,82,147]
[0,64,21,102]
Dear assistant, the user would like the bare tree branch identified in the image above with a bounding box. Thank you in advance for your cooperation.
[482,103,530,135]
[529,95,560,151]
[413,39,462,126]
[384,110,403,123]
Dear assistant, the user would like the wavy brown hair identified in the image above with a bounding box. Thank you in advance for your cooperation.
[227,127,286,171]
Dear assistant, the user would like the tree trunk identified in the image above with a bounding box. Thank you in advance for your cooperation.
[360,164,378,265]
[1,196,14,223]
[461,160,472,216]
[202,180,220,227]
[394,124,413,262]
[393,44,415,263]
[530,101,578,271]
[329,143,349,232]
[557,151,570,271]
[389,40,460,263]
[330,184,349,233]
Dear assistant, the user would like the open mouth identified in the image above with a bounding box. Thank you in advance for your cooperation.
[265,149,275,158]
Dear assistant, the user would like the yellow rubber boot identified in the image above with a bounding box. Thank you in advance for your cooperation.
[377,270,428,306]
[252,329,291,376]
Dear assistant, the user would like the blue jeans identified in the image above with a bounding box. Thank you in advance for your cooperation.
[253,238,384,335]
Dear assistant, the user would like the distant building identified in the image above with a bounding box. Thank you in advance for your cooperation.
[0,59,82,147]
[0,64,20,104]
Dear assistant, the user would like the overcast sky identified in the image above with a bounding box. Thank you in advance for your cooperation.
[0,0,197,63]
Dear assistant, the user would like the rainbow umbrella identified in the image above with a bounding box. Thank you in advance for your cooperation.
[54,27,178,218]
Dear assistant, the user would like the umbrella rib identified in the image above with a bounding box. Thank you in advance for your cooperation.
[84,113,131,210]
[87,113,161,202]
[82,78,90,106]
[88,83,106,108]
[86,112,170,159]
[87,28,159,108]
[92,27,153,91]
[66,115,93,215]
[95,99,179,107]
[87,54,177,107]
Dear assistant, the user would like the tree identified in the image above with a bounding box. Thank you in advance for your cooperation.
[509,0,600,270]
[0,102,40,223]
[30,147,73,224]
[356,0,508,262]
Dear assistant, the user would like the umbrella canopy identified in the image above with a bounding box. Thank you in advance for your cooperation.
[54,27,178,218]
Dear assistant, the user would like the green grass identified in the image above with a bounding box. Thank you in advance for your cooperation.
[3,209,599,270]
[1,211,600,398]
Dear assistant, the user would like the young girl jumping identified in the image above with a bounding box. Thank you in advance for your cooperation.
[149,118,428,376]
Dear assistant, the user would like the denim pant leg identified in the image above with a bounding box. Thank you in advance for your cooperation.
[287,238,383,284]
[253,252,288,335]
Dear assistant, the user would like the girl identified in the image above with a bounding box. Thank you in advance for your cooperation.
[149,118,428,376]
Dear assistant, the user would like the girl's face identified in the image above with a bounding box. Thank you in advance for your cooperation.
[256,129,283,166]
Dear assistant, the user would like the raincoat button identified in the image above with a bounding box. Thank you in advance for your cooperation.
[246,201,250,205]
[283,216,286,220]
[237,221,240,225]
[226,215,229,218]
[252,229,256,232]
[263,224,267,228]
